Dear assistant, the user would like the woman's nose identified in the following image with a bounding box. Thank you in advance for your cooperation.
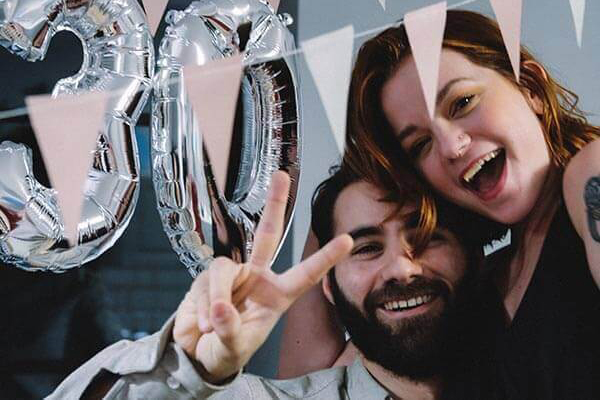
[431,118,471,161]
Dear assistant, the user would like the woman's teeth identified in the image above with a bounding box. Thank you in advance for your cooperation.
[383,294,433,311]
[462,149,503,183]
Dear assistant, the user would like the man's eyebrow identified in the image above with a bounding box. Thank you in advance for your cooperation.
[348,226,382,241]
[396,78,469,142]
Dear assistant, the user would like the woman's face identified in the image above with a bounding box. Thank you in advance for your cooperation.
[380,49,552,224]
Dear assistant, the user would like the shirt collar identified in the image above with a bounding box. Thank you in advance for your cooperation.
[346,358,392,400]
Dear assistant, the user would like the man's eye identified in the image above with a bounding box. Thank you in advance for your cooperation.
[351,244,383,257]
[450,94,475,117]
[407,136,432,159]
[429,232,447,243]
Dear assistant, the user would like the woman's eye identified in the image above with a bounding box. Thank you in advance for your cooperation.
[450,94,475,117]
[407,136,432,159]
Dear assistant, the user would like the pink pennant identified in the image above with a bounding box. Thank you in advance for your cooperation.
[183,55,244,194]
[26,92,108,245]
[142,0,169,36]
[404,2,447,120]
[490,0,522,81]
[268,0,280,12]
[302,25,355,156]
[569,0,586,48]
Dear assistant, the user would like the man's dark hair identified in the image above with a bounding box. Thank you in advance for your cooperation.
[310,165,484,278]
[311,166,361,249]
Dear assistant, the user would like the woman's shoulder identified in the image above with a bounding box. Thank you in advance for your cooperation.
[563,137,600,285]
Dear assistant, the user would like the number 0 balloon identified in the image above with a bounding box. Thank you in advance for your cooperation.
[0,0,154,271]
[152,0,301,276]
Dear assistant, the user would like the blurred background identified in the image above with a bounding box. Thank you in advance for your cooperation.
[1,0,599,398]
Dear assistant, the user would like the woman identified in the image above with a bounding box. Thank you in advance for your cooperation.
[280,10,600,399]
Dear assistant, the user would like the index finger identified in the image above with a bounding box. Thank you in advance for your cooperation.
[249,171,291,268]
[278,234,353,303]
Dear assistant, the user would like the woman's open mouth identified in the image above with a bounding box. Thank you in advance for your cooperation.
[461,148,507,201]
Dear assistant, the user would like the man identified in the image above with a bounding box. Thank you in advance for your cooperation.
[47,169,480,399]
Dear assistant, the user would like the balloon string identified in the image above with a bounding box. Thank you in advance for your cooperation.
[0,0,482,123]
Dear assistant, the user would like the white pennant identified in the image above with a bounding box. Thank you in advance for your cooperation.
[490,0,522,81]
[378,0,386,11]
[302,25,355,156]
[183,55,244,195]
[142,0,169,36]
[569,0,586,48]
[404,2,447,120]
[26,92,108,245]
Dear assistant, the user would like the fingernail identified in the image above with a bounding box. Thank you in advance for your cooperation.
[213,302,228,322]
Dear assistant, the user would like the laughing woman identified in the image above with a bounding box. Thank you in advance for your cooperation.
[279,10,600,399]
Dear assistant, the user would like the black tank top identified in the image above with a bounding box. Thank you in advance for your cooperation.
[475,202,600,399]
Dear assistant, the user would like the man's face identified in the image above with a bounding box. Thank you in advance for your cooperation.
[323,181,469,380]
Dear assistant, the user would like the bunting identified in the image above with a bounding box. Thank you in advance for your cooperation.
[25,92,108,245]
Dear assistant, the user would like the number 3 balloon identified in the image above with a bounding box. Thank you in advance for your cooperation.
[0,0,154,271]
[152,0,301,276]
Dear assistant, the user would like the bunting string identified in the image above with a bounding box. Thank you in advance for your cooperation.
[0,0,485,123]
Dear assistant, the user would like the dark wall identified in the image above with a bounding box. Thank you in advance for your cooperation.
[0,0,299,397]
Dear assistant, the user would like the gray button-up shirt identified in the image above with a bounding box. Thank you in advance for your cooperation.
[47,316,392,399]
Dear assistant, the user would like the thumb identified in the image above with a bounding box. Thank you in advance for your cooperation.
[279,234,353,302]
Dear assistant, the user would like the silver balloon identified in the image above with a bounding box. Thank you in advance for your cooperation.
[0,0,154,271]
[152,0,301,276]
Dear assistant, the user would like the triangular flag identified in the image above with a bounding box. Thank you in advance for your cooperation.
[378,0,386,11]
[268,0,280,12]
[183,55,244,194]
[142,0,169,36]
[26,91,108,245]
[302,25,354,156]
[404,2,447,120]
[569,0,586,48]
[490,0,522,81]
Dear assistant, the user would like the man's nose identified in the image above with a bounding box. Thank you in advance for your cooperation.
[380,252,424,284]
[431,118,471,161]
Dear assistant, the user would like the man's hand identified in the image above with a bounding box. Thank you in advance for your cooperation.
[173,171,353,383]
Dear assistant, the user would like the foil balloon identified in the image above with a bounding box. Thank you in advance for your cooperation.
[0,0,154,271]
[152,0,301,276]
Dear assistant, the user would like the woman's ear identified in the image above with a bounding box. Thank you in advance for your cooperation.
[322,273,336,305]
[522,60,547,115]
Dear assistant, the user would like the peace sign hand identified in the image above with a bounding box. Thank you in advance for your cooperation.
[173,171,353,384]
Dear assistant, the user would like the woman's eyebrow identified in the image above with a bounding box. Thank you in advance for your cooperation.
[397,125,417,142]
[436,77,470,107]
[396,78,471,141]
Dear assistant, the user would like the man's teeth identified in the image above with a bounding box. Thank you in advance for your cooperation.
[462,149,502,183]
[383,294,433,311]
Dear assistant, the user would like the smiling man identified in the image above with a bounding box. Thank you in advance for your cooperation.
[311,167,485,399]
[48,169,485,400]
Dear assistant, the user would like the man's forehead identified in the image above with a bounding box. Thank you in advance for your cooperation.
[332,181,417,235]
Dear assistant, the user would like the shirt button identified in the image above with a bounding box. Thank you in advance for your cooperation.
[167,375,181,390]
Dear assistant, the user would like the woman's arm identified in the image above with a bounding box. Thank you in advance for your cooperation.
[277,230,348,378]
[563,138,600,286]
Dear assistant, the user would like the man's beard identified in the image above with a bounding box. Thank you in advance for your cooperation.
[330,274,473,382]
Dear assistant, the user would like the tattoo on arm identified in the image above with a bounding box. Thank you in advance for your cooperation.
[584,176,600,242]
